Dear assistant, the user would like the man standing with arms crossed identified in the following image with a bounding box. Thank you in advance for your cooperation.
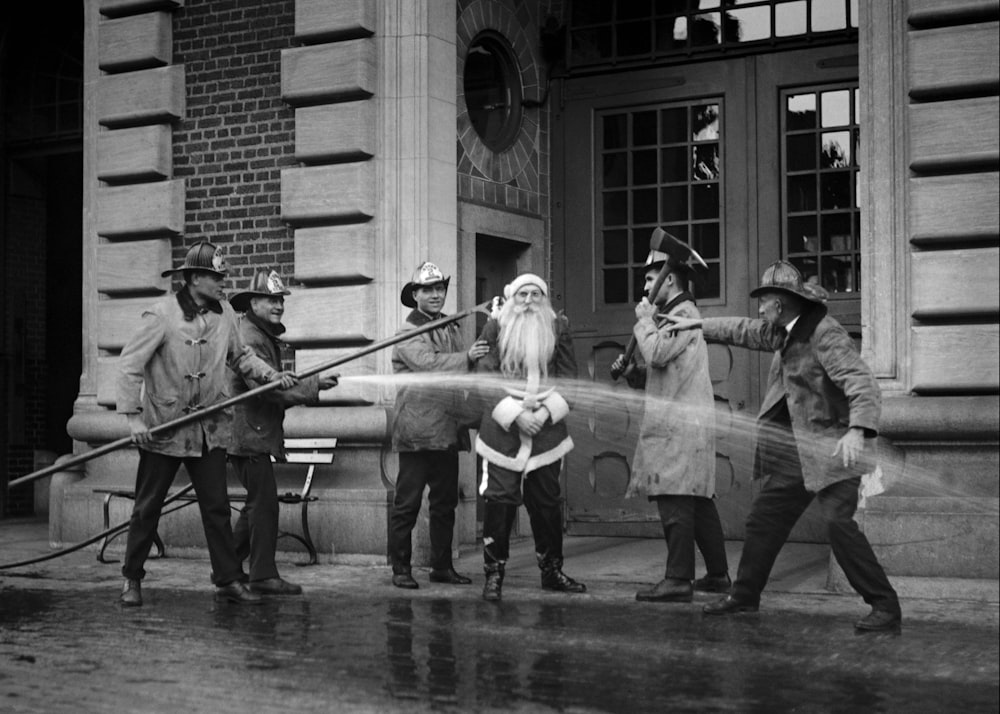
[116,241,297,607]
[665,261,901,631]
[228,269,339,596]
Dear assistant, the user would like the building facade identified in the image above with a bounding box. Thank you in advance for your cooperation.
[1,0,997,583]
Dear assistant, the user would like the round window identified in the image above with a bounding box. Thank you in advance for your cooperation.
[463,32,523,152]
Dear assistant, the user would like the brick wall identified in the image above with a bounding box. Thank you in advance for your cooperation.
[172,0,297,293]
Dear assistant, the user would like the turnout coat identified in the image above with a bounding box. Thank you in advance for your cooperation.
[390,309,474,453]
[228,313,322,459]
[627,294,716,499]
[474,314,577,475]
[702,302,880,493]
[116,291,278,458]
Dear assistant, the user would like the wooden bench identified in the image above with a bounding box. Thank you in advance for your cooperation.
[94,438,337,567]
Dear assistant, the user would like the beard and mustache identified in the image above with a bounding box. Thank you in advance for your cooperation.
[497,297,558,380]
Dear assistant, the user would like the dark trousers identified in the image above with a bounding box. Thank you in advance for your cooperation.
[732,473,900,614]
[122,446,243,586]
[230,455,280,582]
[482,461,563,565]
[653,495,729,581]
[389,451,460,572]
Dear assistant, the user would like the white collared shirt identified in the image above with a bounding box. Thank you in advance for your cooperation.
[785,315,800,335]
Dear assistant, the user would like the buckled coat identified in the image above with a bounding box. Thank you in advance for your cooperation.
[702,303,880,492]
[228,314,322,459]
[116,292,278,457]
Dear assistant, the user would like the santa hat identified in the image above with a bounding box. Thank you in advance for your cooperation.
[503,273,548,299]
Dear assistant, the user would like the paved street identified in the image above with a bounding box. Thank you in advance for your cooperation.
[1,519,998,713]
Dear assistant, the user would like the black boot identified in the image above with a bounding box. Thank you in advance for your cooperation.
[483,562,505,602]
[538,555,587,593]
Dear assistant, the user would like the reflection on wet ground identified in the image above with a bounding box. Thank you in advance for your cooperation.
[1,587,997,713]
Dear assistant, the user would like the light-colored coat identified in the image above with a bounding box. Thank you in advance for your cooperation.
[116,292,277,457]
[627,297,716,499]
[702,304,880,492]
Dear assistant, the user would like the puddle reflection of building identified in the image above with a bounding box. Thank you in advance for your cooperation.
[385,598,457,704]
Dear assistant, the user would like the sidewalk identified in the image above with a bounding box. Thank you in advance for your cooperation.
[2,516,996,625]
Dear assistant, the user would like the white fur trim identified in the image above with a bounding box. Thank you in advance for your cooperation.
[523,437,574,473]
[504,273,548,299]
[475,431,534,473]
[491,396,523,431]
[540,392,569,423]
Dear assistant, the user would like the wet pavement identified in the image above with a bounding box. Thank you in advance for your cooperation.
[1,520,998,713]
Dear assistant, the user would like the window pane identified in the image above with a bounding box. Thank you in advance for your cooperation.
[822,254,856,293]
[604,229,629,264]
[789,255,819,285]
[604,191,629,225]
[655,18,686,51]
[699,263,721,301]
[812,0,847,32]
[787,174,817,212]
[617,21,653,56]
[820,131,851,168]
[572,0,613,24]
[661,186,688,221]
[820,172,850,210]
[821,213,852,252]
[661,107,688,143]
[693,144,720,180]
[787,215,818,254]
[729,6,771,42]
[787,133,815,171]
[692,183,719,219]
[821,89,851,128]
[633,188,658,223]
[662,146,688,182]
[775,0,807,36]
[691,13,722,46]
[572,27,613,64]
[633,150,658,185]
[633,229,651,264]
[692,104,720,140]
[786,93,816,130]
[604,268,629,303]
[604,114,628,149]
[633,266,649,302]
[620,0,653,20]
[633,111,658,145]
[604,152,629,187]
[692,222,720,260]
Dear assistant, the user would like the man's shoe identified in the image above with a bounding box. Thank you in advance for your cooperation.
[538,556,587,594]
[483,563,504,602]
[392,572,419,590]
[249,577,303,596]
[693,573,732,594]
[119,579,142,607]
[703,595,759,615]
[429,568,472,585]
[855,608,902,632]
[215,581,264,605]
[635,578,693,603]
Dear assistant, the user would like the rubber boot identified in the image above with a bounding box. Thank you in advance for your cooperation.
[483,562,505,602]
[538,555,587,593]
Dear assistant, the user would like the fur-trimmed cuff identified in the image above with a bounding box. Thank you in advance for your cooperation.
[491,396,524,431]
[539,392,569,423]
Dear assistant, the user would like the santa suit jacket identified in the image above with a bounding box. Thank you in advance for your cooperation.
[474,313,577,473]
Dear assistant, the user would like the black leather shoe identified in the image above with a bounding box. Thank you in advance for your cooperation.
[703,595,759,615]
[215,581,264,605]
[250,577,303,596]
[119,578,142,607]
[429,568,472,585]
[693,573,732,593]
[635,578,693,603]
[855,608,902,632]
[392,572,419,590]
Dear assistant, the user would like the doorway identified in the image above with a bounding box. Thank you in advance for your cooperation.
[553,45,860,542]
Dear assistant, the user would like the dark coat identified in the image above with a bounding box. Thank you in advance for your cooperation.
[390,309,474,452]
[473,313,577,473]
[228,314,321,458]
[702,303,880,492]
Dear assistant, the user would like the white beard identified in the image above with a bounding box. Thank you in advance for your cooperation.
[497,298,557,382]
